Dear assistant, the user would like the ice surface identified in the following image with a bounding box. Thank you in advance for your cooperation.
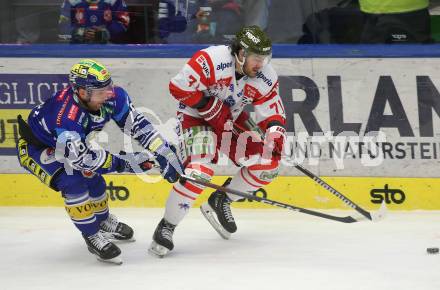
[0,208,439,290]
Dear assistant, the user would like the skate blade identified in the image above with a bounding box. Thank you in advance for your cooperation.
[148,241,170,258]
[113,237,136,243]
[96,256,123,265]
[101,232,136,243]
[200,203,231,240]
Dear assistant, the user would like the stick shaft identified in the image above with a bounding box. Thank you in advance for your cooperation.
[182,175,358,223]
[293,164,373,220]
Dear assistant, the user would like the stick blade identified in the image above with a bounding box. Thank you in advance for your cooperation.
[371,201,388,222]
[339,215,359,223]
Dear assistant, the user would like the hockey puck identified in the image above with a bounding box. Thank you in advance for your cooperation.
[426,247,439,254]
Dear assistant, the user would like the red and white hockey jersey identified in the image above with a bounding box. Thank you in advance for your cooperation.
[169,45,286,131]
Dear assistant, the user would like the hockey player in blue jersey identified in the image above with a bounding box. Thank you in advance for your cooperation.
[58,0,130,43]
[16,59,184,264]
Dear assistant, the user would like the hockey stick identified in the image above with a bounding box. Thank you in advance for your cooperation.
[232,121,387,222]
[181,174,359,223]
[287,161,387,222]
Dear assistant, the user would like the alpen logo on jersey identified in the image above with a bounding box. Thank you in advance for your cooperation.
[217,62,232,71]
[256,72,273,87]
[196,55,210,79]
[246,31,260,44]
[67,105,79,121]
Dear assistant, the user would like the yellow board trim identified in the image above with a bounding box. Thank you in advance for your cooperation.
[0,174,439,210]
[0,109,31,149]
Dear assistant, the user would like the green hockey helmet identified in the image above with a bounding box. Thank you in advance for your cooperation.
[231,25,272,56]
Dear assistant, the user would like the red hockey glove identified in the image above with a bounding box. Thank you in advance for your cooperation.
[198,97,233,135]
[263,125,286,159]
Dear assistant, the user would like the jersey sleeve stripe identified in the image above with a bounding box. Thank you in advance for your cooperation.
[169,81,204,107]
[200,50,216,85]
[253,81,279,105]
[187,50,216,87]
[187,59,209,87]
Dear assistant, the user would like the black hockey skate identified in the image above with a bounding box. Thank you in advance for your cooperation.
[148,218,176,258]
[100,213,135,242]
[83,230,122,265]
[200,178,237,240]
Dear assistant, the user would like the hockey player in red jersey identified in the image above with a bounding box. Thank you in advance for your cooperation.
[149,25,286,257]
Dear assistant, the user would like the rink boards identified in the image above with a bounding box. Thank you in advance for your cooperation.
[1,53,440,178]
[1,45,440,210]
[0,174,439,210]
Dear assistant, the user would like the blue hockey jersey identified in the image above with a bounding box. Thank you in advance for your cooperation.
[59,0,130,43]
[27,86,158,174]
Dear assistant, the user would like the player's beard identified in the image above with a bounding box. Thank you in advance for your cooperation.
[243,66,258,78]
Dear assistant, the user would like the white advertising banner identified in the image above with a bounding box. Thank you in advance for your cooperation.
[1,57,440,177]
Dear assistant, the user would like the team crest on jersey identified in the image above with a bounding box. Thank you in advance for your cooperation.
[244,84,262,100]
[90,15,98,23]
[40,148,57,165]
[217,77,232,88]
